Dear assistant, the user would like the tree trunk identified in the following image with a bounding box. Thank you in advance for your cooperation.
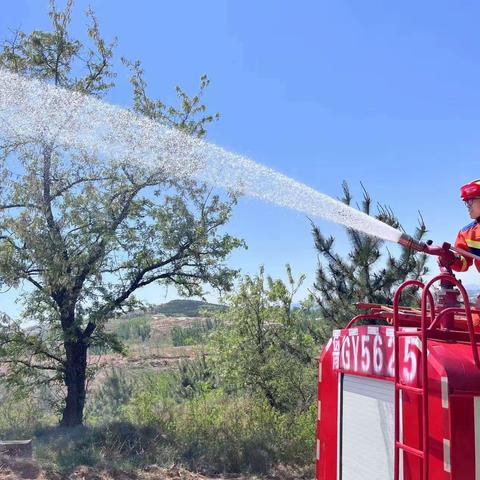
[61,340,88,427]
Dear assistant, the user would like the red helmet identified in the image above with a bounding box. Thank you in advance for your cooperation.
[460,179,480,201]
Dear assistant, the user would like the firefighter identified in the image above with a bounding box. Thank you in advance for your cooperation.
[437,179,480,325]
[445,179,480,273]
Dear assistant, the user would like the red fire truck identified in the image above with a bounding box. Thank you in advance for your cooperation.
[316,240,480,480]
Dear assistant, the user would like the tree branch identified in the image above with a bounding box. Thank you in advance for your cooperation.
[1,358,62,372]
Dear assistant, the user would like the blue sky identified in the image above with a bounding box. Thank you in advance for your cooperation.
[1,1,480,316]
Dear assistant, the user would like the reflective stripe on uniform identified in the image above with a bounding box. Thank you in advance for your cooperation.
[466,239,480,249]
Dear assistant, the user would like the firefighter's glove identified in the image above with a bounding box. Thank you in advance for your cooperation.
[437,250,458,269]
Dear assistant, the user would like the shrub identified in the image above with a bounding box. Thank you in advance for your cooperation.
[174,355,216,399]
[123,371,178,426]
[113,316,151,343]
[278,401,317,465]
[35,422,175,473]
[124,373,315,474]
[86,368,136,423]
[209,267,319,412]
[0,386,56,438]
[33,376,315,475]
[168,392,315,473]
[169,392,280,473]
[170,319,215,346]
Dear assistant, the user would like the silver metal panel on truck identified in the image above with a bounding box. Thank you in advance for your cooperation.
[340,374,394,480]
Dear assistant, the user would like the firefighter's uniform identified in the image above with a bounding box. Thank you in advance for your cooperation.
[452,220,480,273]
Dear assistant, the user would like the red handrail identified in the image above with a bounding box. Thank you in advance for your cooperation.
[428,306,480,331]
[392,274,480,480]
[345,314,376,329]
[393,279,433,480]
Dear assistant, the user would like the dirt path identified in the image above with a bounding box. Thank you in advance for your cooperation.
[0,458,312,480]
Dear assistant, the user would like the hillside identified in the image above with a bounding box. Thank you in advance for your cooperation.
[149,299,225,317]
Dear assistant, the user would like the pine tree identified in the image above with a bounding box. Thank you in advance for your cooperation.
[311,182,428,328]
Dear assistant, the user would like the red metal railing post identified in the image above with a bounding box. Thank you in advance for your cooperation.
[393,280,431,480]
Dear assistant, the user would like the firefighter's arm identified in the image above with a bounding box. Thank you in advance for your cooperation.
[451,231,473,272]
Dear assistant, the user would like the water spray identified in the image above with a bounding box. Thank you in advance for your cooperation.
[0,68,403,244]
[0,68,478,276]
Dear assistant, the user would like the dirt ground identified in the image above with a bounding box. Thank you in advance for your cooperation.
[0,458,312,480]
[85,314,204,389]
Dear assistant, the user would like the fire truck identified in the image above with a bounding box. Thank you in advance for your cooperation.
[316,237,480,479]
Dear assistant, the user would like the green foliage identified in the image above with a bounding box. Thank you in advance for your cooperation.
[113,316,151,343]
[86,368,135,423]
[123,60,220,139]
[123,385,315,473]
[174,355,217,399]
[35,422,176,473]
[0,263,322,474]
[281,401,317,465]
[170,392,282,473]
[0,385,56,438]
[170,320,215,346]
[0,0,116,95]
[172,393,315,473]
[123,371,178,426]
[210,266,319,413]
[0,0,244,426]
[35,392,315,475]
[312,181,429,328]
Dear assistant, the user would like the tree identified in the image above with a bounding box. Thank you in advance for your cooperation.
[210,266,319,413]
[311,182,428,327]
[0,1,244,426]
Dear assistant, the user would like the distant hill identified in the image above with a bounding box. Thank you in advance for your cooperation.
[150,299,226,317]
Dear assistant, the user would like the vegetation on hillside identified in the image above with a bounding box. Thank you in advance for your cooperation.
[171,320,216,346]
[0,268,321,476]
[150,299,226,317]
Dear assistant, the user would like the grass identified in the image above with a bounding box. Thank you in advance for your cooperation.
[34,422,176,474]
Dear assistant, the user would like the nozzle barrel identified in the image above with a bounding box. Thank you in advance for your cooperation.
[398,234,428,252]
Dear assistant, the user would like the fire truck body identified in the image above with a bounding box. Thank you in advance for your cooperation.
[316,274,480,480]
